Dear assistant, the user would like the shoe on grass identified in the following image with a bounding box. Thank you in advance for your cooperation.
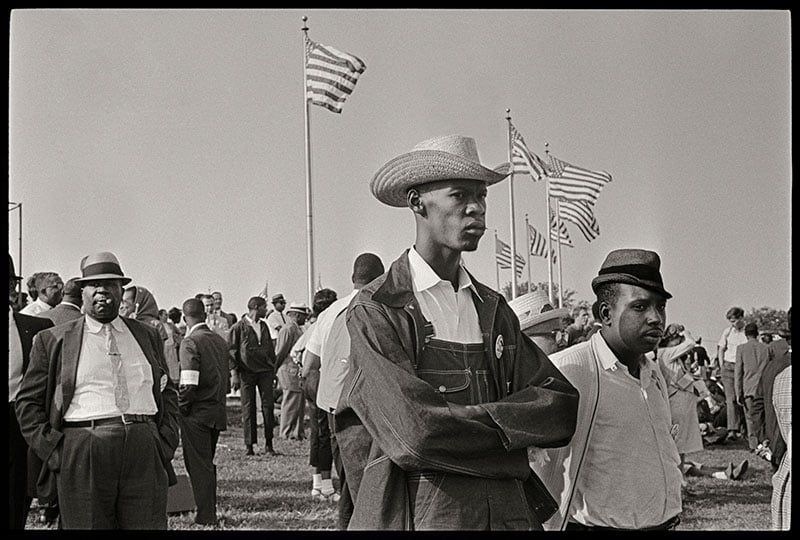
[731,459,749,480]
[245,445,255,456]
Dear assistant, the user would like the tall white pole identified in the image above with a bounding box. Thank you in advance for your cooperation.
[556,199,564,308]
[505,110,518,299]
[302,17,315,307]
[544,143,554,306]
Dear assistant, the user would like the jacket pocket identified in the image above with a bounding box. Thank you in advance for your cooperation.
[416,369,471,405]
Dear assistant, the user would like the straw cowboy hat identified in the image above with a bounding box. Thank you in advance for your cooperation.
[508,289,568,334]
[591,248,672,299]
[74,251,132,285]
[286,302,309,315]
[370,134,511,207]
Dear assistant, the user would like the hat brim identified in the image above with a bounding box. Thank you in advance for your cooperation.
[518,308,569,334]
[74,274,132,286]
[371,149,511,207]
[591,273,672,299]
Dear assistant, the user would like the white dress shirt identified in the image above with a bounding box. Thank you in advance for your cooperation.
[63,315,158,420]
[407,246,482,344]
[19,297,51,316]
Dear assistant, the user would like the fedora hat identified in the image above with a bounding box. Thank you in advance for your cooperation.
[9,254,22,281]
[508,289,569,334]
[591,248,671,299]
[286,302,309,315]
[271,293,286,304]
[370,134,511,207]
[74,251,132,285]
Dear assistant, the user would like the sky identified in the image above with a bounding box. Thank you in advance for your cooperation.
[9,9,791,344]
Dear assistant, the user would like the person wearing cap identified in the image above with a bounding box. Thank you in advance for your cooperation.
[40,277,83,326]
[735,322,770,452]
[176,297,231,526]
[228,296,279,456]
[266,293,288,345]
[8,254,54,529]
[19,271,64,317]
[275,302,309,440]
[529,248,683,531]
[508,289,569,355]
[334,134,579,530]
[15,251,180,529]
[759,308,791,472]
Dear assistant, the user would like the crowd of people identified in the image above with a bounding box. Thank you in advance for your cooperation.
[8,134,791,531]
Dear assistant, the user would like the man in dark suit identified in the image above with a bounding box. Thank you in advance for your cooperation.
[177,298,230,526]
[9,254,54,529]
[15,251,180,529]
[39,277,83,326]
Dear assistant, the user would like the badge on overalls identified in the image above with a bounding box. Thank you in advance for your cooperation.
[495,334,504,359]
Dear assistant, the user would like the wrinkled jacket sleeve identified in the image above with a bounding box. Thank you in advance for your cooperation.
[150,326,180,456]
[345,300,577,478]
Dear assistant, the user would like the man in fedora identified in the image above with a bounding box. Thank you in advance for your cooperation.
[334,134,579,530]
[508,289,569,355]
[530,248,683,531]
[8,254,54,529]
[15,251,180,529]
[275,302,309,441]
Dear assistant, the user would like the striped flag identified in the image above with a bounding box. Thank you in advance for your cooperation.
[305,37,366,113]
[527,224,558,263]
[510,123,548,181]
[548,155,612,204]
[495,236,525,278]
[549,208,573,247]
[558,199,600,242]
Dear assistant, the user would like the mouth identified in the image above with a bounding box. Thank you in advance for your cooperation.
[463,223,486,236]
[644,330,663,340]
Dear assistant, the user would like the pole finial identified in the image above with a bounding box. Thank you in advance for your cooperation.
[545,142,550,155]
[302,15,308,31]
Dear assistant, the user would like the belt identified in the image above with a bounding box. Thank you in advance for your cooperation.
[63,414,155,428]
[566,515,681,531]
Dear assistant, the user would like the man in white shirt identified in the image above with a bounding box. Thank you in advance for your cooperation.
[15,251,180,529]
[19,272,64,316]
[266,293,287,344]
[717,306,747,441]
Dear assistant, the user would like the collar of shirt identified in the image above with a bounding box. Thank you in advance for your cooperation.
[592,331,653,385]
[60,301,81,311]
[408,246,482,302]
[85,314,125,334]
[186,321,208,338]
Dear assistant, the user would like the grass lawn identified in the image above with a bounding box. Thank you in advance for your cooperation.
[27,398,774,530]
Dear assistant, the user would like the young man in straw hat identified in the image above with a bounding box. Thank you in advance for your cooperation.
[334,134,579,530]
[529,248,684,531]
[15,251,180,529]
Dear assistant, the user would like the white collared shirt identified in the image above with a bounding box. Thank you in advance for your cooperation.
[570,332,682,528]
[185,321,208,339]
[63,315,158,420]
[244,314,263,341]
[408,246,482,344]
[8,307,24,402]
[19,297,52,316]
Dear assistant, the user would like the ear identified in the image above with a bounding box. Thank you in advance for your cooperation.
[407,189,425,217]
[599,302,612,325]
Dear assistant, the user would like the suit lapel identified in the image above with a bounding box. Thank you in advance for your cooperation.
[61,318,85,409]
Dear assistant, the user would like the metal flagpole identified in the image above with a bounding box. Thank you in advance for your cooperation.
[301,17,315,307]
[8,202,22,296]
[505,109,518,299]
[555,199,564,308]
[544,143,554,306]
[494,230,500,291]
[525,214,532,292]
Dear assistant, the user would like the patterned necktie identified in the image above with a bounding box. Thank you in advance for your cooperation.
[103,323,130,412]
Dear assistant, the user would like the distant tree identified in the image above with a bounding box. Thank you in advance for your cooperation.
[745,306,788,335]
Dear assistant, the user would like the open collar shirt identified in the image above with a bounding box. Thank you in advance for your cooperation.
[407,246,482,344]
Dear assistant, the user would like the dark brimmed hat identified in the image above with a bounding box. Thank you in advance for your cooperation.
[9,254,22,281]
[74,251,132,285]
[370,134,510,207]
[271,293,285,304]
[591,248,672,299]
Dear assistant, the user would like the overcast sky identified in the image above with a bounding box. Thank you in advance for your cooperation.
[9,9,791,343]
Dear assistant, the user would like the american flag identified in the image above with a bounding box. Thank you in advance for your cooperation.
[527,224,558,263]
[558,199,600,242]
[305,38,366,114]
[510,123,548,181]
[495,236,525,278]
[549,208,573,247]
[548,155,612,204]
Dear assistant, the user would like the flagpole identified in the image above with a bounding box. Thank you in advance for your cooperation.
[555,199,564,308]
[494,230,500,291]
[301,16,315,307]
[544,142,554,305]
[505,109,518,299]
[525,214,532,292]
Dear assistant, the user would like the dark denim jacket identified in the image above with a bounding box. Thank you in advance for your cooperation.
[335,250,579,529]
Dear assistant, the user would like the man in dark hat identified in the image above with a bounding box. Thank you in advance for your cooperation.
[335,134,579,530]
[530,248,683,531]
[15,251,180,529]
[8,254,54,529]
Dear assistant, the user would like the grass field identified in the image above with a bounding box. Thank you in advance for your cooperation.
[27,398,774,530]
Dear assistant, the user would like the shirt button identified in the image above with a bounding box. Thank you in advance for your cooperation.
[438,385,447,392]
